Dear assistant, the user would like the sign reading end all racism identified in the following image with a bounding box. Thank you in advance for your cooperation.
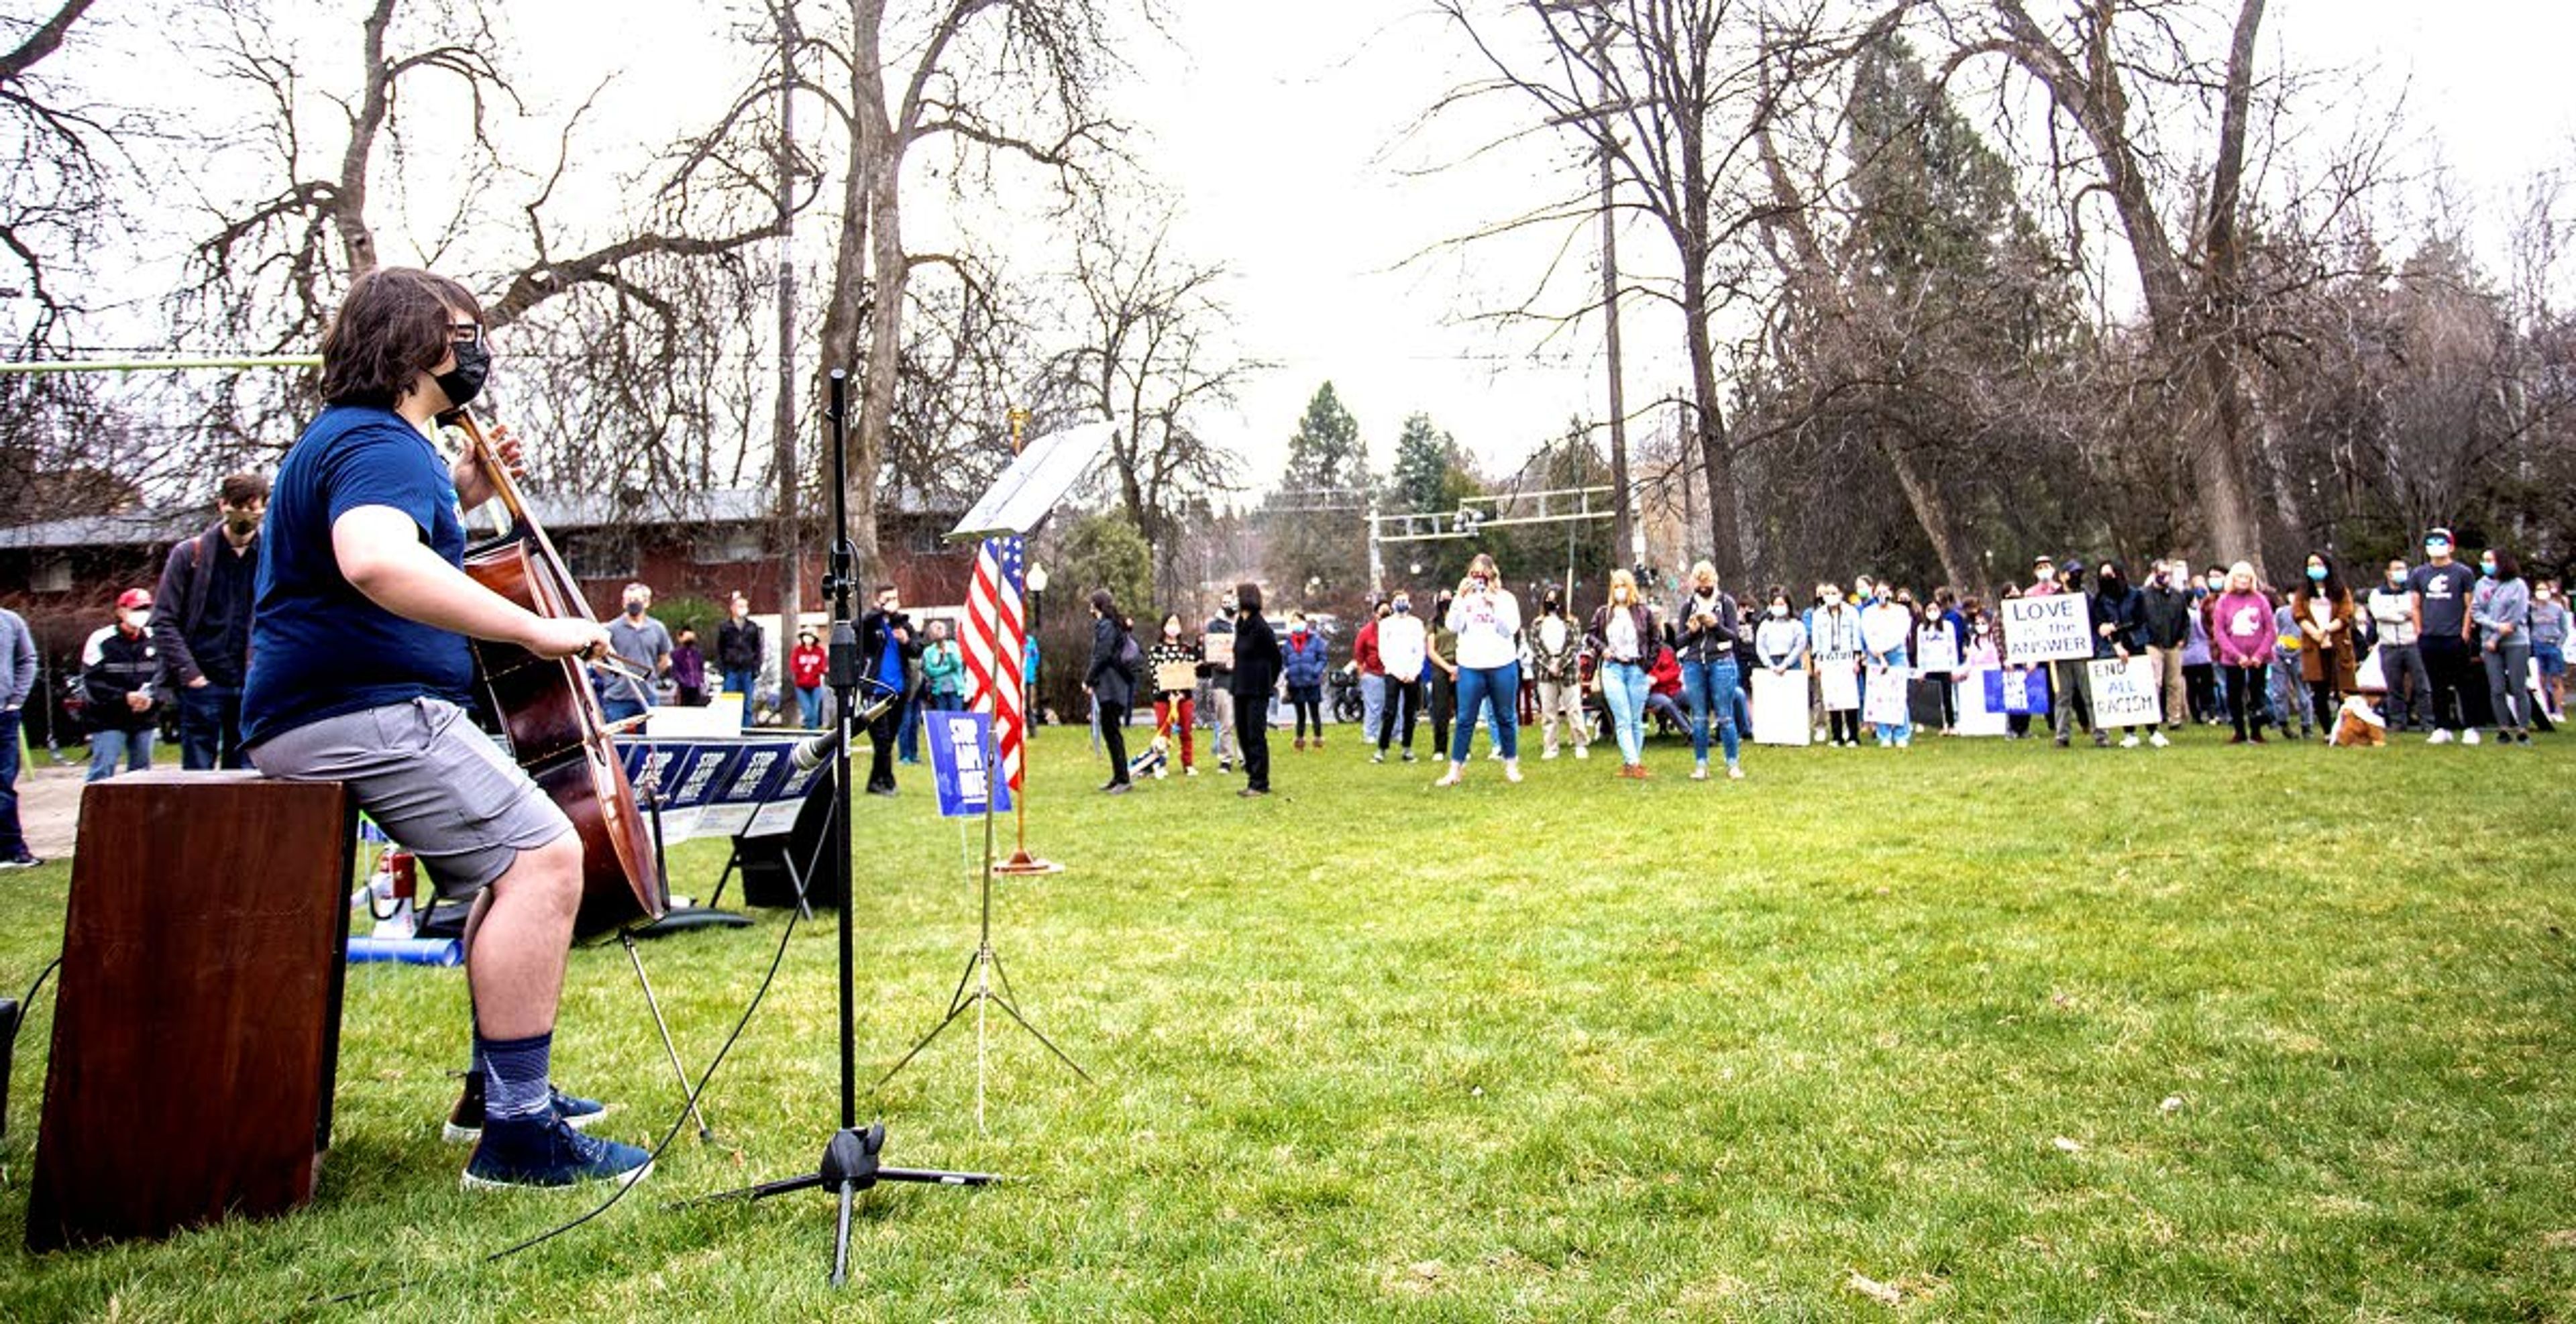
[2000,595,2094,663]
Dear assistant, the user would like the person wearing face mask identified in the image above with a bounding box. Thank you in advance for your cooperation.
[1144,612,1203,777]
[1911,594,1964,735]
[242,268,651,1191]
[2365,558,2429,733]
[150,471,270,769]
[2530,578,2568,722]
[1858,578,1912,748]
[2471,547,2534,744]
[1375,590,1430,763]
[2023,554,2092,747]
[2407,528,2481,742]
[2088,561,2157,749]
[1436,552,1525,785]
[82,588,164,781]
[600,582,674,726]
[716,592,764,726]
[1083,588,1137,793]
[789,627,828,728]
[2288,553,2357,738]
[1807,582,1863,747]
[1202,594,1238,772]
[1672,560,1746,778]
[1281,610,1330,751]
[1224,583,1281,796]
[1527,588,1590,762]
[2138,559,2193,735]
[2206,562,2276,744]
[1588,567,1658,775]
[1353,596,1389,750]
[1752,586,1807,743]
[920,618,965,719]
[859,585,918,792]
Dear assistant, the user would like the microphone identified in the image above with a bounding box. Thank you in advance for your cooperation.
[790,728,844,772]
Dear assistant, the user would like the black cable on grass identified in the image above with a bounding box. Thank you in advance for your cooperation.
[322,903,806,1309]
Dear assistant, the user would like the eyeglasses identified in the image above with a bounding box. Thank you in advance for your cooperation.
[449,321,484,347]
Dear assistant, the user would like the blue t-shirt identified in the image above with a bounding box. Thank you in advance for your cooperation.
[241,404,476,746]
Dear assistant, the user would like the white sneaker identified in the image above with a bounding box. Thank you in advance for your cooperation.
[1574,744,1591,760]
[1434,768,1462,787]
[1153,766,1168,780]
[2463,728,2483,746]
[1814,726,1829,742]
[2427,728,2453,744]
[1542,747,1559,760]
[1690,763,1709,781]
[1727,764,1744,780]
[1184,766,1198,777]
[2148,731,2169,749]
[1896,735,1911,749]
[1503,760,1523,784]
[2120,734,2140,749]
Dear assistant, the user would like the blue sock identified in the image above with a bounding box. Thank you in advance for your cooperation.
[478,1030,553,1125]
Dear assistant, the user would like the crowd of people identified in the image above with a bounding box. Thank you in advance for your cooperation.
[1061,526,2565,795]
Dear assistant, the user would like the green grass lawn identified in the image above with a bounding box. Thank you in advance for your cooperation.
[3,722,2575,1321]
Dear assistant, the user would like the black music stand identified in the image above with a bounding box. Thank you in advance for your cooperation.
[692,370,989,1286]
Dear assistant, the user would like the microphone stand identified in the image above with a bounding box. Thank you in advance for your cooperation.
[694,369,991,1286]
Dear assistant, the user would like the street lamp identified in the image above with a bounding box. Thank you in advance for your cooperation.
[1025,560,1049,630]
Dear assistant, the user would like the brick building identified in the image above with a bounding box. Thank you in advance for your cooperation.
[0,486,971,745]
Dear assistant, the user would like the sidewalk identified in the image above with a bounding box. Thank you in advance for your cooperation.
[15,760,87,862]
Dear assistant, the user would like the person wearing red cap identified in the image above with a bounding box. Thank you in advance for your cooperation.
[80,588,162,781]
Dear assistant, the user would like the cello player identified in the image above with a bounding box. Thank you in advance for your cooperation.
[242,268,653,1191]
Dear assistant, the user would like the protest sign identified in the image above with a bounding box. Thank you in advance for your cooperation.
[1817,659,1860,712]
[2086,657,2163,728]
[1751,668,1811,745]
[1862,665,1911,727]
[2000,596,2092,663]
[1914,629,1960,675]
[1955,668,2010,736]
[929,710,1012,818]
[1981,667,2051,715]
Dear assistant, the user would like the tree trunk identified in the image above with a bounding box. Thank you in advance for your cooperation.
[1599,138,1637,565]
[818,0,891,599]
[1878,432,1982,596]
[1682,273,1741,585]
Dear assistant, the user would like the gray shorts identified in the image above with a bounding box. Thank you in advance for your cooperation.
[250,696,572,896]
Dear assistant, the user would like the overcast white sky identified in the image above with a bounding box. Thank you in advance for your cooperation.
[31,0,2576,496]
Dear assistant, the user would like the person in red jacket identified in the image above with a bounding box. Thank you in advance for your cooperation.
[1352,598,1387,749]
[788,627,828,729]
[1644,641,1687,737]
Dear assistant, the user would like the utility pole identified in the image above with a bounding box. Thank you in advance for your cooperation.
[1595,56,1638,569]
[770,1,803,698]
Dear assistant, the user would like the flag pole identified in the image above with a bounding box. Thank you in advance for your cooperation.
[994,406,1059,877]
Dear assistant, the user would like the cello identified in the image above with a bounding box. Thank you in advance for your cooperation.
[443,406,669,938]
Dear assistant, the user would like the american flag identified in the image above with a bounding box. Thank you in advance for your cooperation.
[962,534,1027,789]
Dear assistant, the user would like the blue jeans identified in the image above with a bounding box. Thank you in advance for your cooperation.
[1680,657,1743,766]
[796,685,824,729]
[722,667,759,724]
[0,709,25,858]
[1601,660,1650,765]
[87,726,154,782]
[896,692,920,762]
[177,683,248,770]
[1360,673,1387,745]
[1449,661,1521,763]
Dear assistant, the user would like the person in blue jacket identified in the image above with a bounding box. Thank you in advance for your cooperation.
[1281,610,1331,751]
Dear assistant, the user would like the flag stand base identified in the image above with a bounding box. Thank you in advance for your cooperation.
[992,850,1061,876]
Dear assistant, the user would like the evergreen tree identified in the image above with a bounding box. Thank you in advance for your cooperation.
[1265,382,1373,606]
[1390,412,1459,514]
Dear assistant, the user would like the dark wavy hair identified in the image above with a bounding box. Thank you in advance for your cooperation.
[319,266,480,407]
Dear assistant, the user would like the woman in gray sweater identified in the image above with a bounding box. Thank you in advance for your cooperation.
[2471,547,2533,744]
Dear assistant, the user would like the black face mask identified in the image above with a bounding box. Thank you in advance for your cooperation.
[437,338,491,409]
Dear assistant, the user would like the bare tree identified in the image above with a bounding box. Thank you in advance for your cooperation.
[174,0,791,457]
[1431,0,1890,584]
[1943,0,2279,569]
[1045,208,1260,600]
[806,0,1124,593]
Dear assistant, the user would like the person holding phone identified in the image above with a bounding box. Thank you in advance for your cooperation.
[1434,552,1524,786]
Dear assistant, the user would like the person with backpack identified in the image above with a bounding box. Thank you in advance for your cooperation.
[1085,588,1138,793]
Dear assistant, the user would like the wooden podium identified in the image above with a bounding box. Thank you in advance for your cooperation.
[26,772,357,1251]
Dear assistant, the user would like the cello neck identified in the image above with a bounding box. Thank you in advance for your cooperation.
[442,406,594,624]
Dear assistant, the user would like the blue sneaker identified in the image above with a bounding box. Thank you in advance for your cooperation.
[443,1074,609,1145]
[462,1114,652,1191]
